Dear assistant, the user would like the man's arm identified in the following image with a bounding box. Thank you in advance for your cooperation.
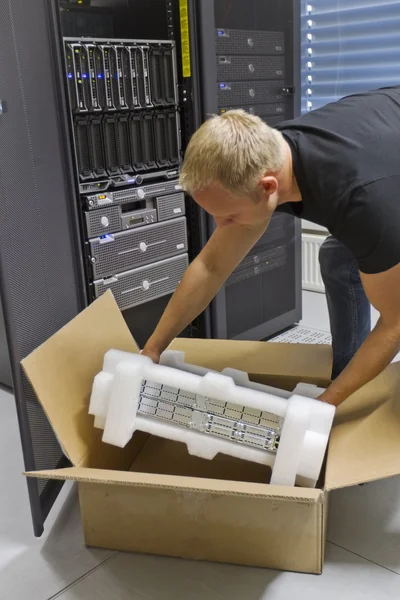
[320,262,400,406]
[142,220,269,361]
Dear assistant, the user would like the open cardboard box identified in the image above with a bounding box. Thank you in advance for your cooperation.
[22,292,400,574]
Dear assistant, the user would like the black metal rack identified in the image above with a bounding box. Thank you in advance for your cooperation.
[194,0,302,340]
[0,0,301,538]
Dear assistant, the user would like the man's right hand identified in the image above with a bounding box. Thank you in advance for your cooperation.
[141,347,161,364]
[142,219,269,359]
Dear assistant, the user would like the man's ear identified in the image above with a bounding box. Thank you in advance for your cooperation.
[259,176,279,197]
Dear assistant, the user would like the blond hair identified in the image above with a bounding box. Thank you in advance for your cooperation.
[179,109,285,197]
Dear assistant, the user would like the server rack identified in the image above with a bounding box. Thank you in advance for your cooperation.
[63,36,189,331]
[195,0,302,340]
[0,0,88,536]
[0,0,301,537]
[0,0,206,537]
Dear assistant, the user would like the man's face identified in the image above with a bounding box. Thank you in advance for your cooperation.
[194,182,275,229]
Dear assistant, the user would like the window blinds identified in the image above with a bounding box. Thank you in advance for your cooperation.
[302,0,400,112]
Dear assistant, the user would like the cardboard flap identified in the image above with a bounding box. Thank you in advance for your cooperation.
[21,292,139,467]
[326,362,400,490]
[170,338,332,386]
[26,467,324,502]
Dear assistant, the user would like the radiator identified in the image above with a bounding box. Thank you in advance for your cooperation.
[302,233,327,293]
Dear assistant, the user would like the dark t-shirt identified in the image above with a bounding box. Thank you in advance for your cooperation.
[276,86,400,274]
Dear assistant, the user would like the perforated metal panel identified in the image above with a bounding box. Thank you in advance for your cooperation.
[215,29,285,55]
[251,103,286,116]
[233,216,285,250]
[262,115,284,127]
[94,253,188,310]
[26,385,66,495]
[217,80,284,106]
[0,0,85,535]
[115,114,132,173]
[74,117,92,180]
[156,192,185,221]
[217,55,285,81]
[74,115,108,180]
[148,46,177,106]
[102,114,122,175]
[271,327,332,345]
[90,217,188,278]
[226,245,287,287]
[129,112,145,170]
[85,205,122,238]
[153,109,180,167]
[154,111,171,167]
[219,102,286,116]
[88,115,107,177]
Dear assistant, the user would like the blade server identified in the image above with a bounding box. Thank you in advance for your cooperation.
[64,37,188,313]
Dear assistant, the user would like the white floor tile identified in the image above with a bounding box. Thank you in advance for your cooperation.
[300,291,400,362]
[301,290,380,334]
[271,326,331,345]
[58,543,399,600]
[371,306,379,328]
[0,391,114,600]
[328,477,400,574]
[301,290,330,332]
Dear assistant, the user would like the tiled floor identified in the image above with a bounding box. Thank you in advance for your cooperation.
[1,290,399,599]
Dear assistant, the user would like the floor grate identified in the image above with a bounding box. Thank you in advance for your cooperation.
[270,326,331,345]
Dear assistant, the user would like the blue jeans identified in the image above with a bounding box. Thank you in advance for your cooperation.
[319,236,371,380]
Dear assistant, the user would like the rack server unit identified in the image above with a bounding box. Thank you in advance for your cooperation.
[195,0,302,340]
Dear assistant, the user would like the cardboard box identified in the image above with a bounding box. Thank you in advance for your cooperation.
[22,292,400,574]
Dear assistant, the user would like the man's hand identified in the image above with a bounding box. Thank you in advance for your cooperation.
[319,262,400,407]
[318,394,335,406]
[141,347,160,364]
[142,219,269,359]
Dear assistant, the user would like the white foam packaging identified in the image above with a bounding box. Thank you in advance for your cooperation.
[89,348,335,488]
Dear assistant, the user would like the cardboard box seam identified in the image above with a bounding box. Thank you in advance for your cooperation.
[24,471,325,503]
[77,424,104,469]
[318,499,326,573]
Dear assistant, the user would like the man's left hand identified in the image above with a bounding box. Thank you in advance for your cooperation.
[314,262,400,407]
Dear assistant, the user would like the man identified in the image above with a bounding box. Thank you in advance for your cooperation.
[142,86,400,407]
